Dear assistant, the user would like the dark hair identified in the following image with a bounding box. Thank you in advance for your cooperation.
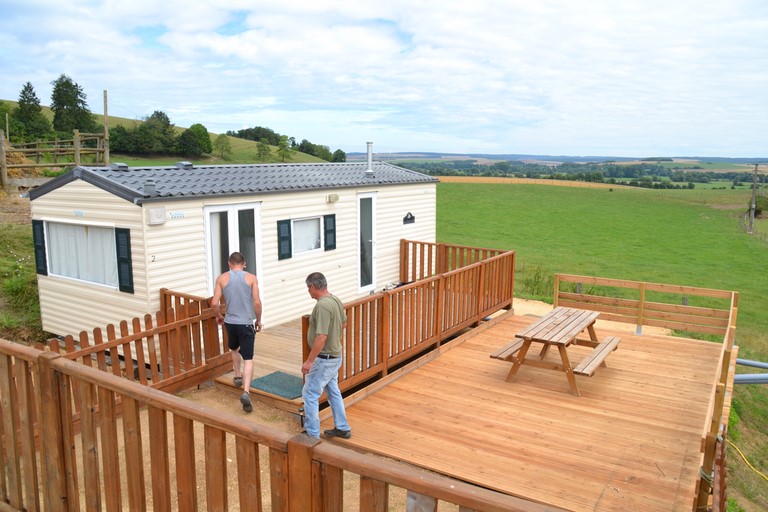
[229,252,245,265]
[305,272,328,290]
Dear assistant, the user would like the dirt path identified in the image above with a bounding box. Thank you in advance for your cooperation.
[0,190,31,224]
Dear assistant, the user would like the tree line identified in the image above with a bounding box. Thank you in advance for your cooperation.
[1,76,346,162]
[397,160,760,190]
[1,76,97,140]
[226,127,346,162]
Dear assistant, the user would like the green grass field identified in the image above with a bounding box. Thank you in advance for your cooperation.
[437,182,768,510]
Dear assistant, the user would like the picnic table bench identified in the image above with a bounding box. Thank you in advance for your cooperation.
[490,307,621,396]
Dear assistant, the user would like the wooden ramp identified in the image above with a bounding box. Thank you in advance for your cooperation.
[334,311,723,512]
[214,318,305,413]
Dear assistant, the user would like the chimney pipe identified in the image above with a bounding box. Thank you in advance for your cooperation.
[366,142,373,173]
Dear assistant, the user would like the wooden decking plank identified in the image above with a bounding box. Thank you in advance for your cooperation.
[348,406,682,512]
[331,312,722,512]
[241,311,720,511]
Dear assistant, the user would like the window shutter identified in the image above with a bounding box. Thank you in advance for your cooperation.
[32,220,48,275]
[115,228,134,293]
[323,214,336,251]
[277,219,292,260]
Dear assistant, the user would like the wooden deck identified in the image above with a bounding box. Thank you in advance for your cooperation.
[228,310,724,511]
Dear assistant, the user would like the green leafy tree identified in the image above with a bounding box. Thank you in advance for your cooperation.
[50,74,96,133]
[187,123,212,154]
[14,82,52,140]
[277,135,292,162]
[212,134,232,159]
[257,138,271,161]
[314,144,333,161]
[109,125,136,153]
[332,149,347,162]
[177,129,205,157]
[134,110,176,153]
[0,101,25,143]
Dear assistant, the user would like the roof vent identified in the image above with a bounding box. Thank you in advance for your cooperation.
[176,161,193,170]
[143,179,156,197]
[365,141,374,175]
[110,162,129,171]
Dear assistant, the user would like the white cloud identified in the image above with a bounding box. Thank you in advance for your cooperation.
[1,0,766,157]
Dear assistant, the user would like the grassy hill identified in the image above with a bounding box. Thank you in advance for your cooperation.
[0,98,326,167]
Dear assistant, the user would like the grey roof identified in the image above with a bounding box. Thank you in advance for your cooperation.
[29,161,438,204]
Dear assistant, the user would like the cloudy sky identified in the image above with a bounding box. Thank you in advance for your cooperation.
[2,1,766,158]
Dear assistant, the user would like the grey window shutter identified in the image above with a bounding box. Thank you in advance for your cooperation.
[277,219,292,260]
[32,220,48,275]
[115,228,134,293]
[323,214,336,251]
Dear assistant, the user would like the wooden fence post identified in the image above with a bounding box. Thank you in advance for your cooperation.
[73,129,81,166]
[287,435,320,512]
[0,130,8,192]
[636,283,646,335]
[37,350,70,511]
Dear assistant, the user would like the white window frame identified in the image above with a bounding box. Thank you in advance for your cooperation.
[43,220,120,289]
[291,216,323,256]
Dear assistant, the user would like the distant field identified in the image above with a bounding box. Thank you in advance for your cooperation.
[618,160,755,171]
[438,175,622,189]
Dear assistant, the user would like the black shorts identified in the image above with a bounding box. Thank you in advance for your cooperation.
[224,323,255,360]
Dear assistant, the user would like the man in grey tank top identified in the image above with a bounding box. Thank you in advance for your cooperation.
[211,252,263,413]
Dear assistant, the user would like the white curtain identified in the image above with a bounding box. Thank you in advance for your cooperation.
[293,218,321,253]
[47,223,118,287]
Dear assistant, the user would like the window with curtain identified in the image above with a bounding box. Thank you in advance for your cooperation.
[292,217,321,254]
[46,222,119,287]
[276,214,336,260]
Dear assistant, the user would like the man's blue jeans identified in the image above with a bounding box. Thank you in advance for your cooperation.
[302,357,350,438]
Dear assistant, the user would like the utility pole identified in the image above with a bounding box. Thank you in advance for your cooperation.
[103,90,110,166]
[748,164,758,234]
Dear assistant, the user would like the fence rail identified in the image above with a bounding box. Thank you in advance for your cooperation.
[0,337,557,512]
[399,239,508,283]
[45,297,230,395]
[1,128,109,191]
[304,240,516,392]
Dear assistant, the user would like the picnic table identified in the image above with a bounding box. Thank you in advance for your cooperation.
[491,306,621,396]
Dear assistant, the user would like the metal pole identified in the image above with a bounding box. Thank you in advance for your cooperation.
[749,164,757,234]
[734,374,768,384]
[103,90,110,166]
[736,358,768,369]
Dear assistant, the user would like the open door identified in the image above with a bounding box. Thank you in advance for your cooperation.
[204,203,262,297]
[358,193,376,293]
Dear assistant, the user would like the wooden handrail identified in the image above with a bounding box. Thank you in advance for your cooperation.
[1,338,563,511]
[303,246,515,393]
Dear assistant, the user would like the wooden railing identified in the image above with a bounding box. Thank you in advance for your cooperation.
[0,338,560,511]
[554,273,736,336]
[46,294,230,395]
[304,242,515,393]
[399,239,509,282]
[553,273,738,511]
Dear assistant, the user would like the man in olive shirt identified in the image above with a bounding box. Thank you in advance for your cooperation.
[301,272,351,439]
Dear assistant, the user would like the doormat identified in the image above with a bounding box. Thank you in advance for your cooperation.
[251,371,303,400]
